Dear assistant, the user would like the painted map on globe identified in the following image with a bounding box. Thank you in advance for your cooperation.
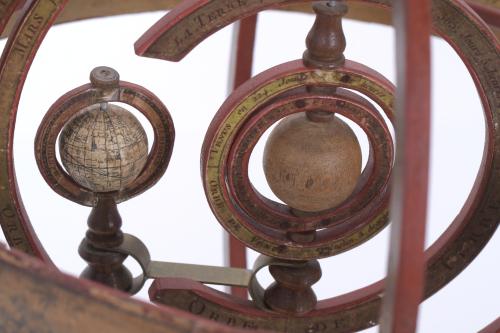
[59,104,148,193]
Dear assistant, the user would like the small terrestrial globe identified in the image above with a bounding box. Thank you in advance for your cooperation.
[59,104,149,193]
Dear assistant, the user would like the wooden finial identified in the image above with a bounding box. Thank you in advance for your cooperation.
[303,1,348,68]
[90,66,120,89]
[79,194,133,292]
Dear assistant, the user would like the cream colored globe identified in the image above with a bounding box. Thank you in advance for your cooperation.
[263,113,362,212]
[59,104,148,193]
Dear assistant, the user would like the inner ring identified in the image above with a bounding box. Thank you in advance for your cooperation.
[208,95,392,259]
[202,60,398,259]
[227,88,394,233]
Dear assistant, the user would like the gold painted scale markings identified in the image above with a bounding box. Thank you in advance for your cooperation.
[0,0,65,258]
[142,0,498,331]
[0,0,256,284]
[0,0,497,273]
[204,65,394,259]
[0,0,497,332]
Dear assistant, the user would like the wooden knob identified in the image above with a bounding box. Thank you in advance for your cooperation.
[263,112,361,212]
[90,66,120,89]
[264,260,322,314]
[303,1,348,68]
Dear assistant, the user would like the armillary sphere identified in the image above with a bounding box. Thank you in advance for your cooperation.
[0,0,498,333]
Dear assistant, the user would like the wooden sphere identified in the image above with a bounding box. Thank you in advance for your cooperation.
[263,112,361,212]
[59,104,148,193]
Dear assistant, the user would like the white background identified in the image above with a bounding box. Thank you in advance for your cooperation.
[0,7,498,333]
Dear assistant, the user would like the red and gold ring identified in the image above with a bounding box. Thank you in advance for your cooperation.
[202,60,395,260]
[227,91,393,249]
[0,2,496,331]
[35,77,175,207]
[228,88,393,234]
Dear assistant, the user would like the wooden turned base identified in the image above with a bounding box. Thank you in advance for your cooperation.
[79,194,133,292]
[79,239,133,291]
[264,260,322,314]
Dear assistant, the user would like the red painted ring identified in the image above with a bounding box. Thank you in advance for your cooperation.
[0,3,496,329]
[35,81,175,206]
[227,89,393,234]
[202,62,396,259]
[227,89,394,231]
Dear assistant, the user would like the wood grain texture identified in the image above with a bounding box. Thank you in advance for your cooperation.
[78,194,133,292]
[0,244,267,333]
[303,1,348,68]
[134,0,500,61]
[263,113,362,212]
[0,1,497,40]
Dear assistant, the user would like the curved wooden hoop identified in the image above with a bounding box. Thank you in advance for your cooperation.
[35,82,175,207]
[134,0,499,61]
[202,62,394,259]
[228,91,393,248]
[0,1,498,40]
[149,0,498,331]
[0,0,496,331]
[226,82,393,235]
